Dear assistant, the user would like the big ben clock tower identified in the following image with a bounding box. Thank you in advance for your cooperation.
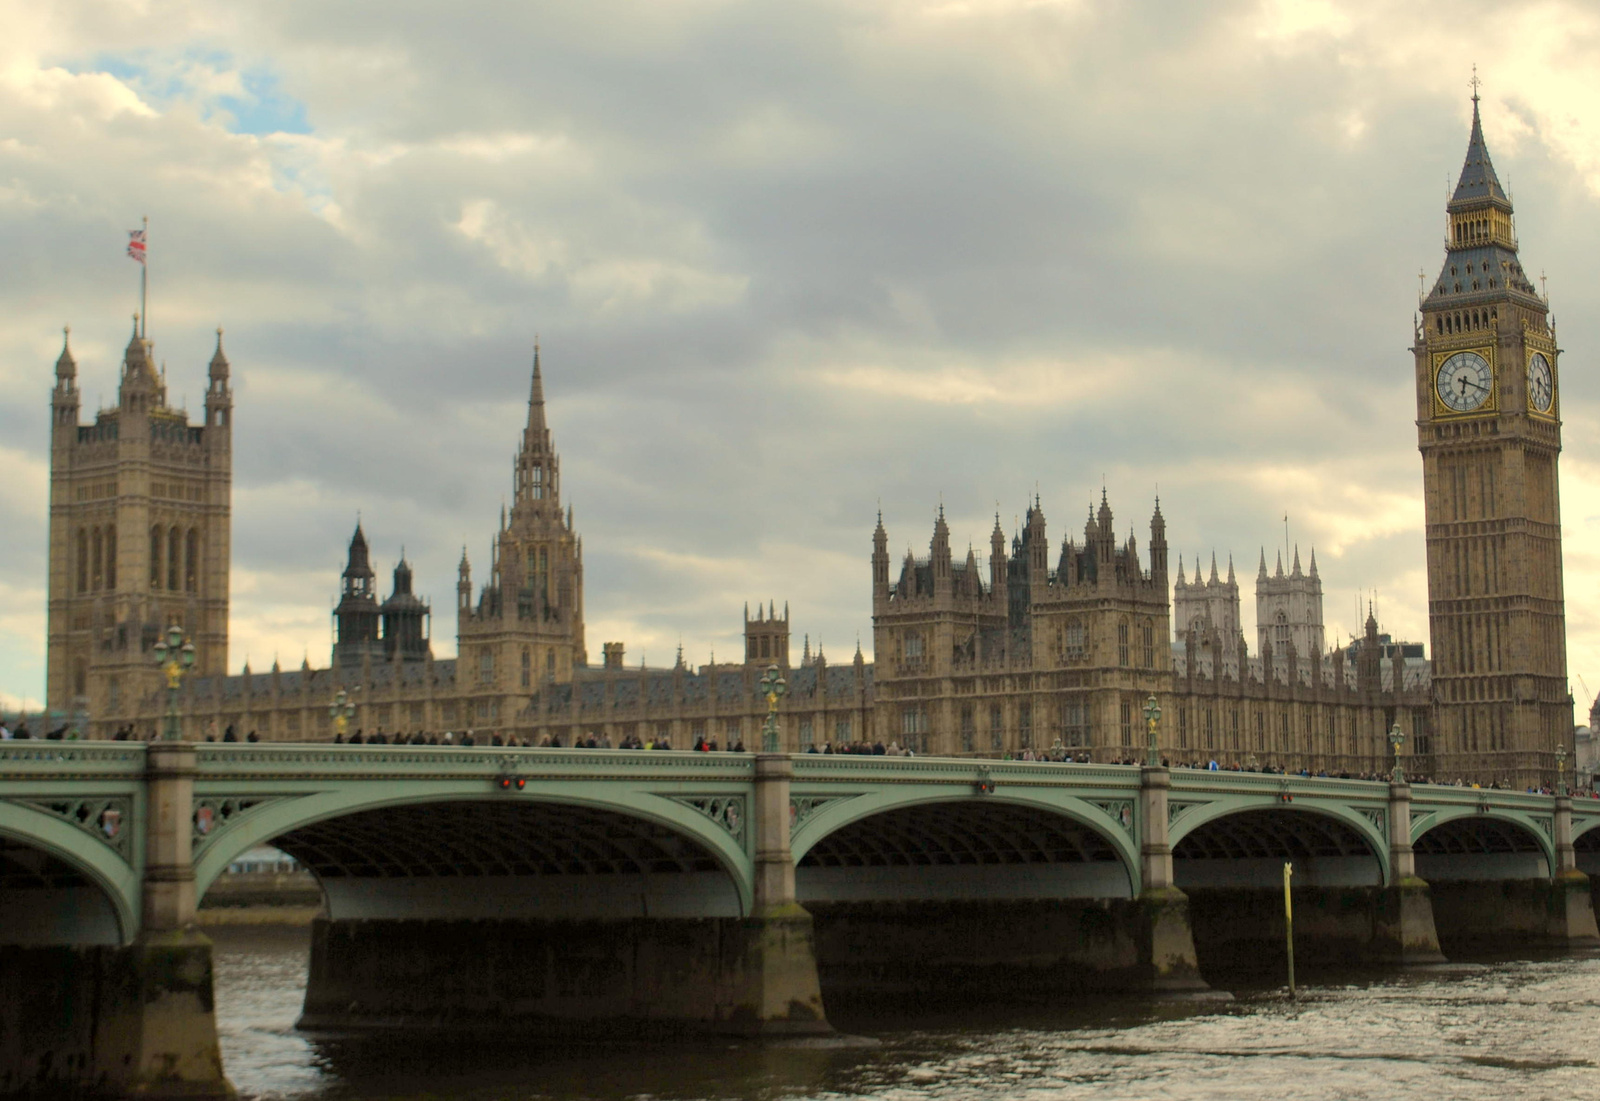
[1414,85,1568,786]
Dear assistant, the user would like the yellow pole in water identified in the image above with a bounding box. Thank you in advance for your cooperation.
[1283,861,1295,999]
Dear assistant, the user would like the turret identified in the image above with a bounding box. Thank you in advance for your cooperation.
[930,504,952,590]
[872,510,890,593]
[989,512,1008,595]
[1149,498,1168,582]
[457,547,472,618]
[333,522,382,668]
[205,327,232,433]
[52,328,78,431]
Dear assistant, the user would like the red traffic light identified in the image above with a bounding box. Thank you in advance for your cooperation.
[1278,792,1294,803]
[496,776,527,791]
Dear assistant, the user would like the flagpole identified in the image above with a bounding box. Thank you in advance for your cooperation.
[140,216,148,338]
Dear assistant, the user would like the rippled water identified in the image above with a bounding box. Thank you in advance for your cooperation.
[211,925,1600,1101]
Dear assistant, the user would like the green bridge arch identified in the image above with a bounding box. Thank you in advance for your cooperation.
[1168,796,1393,885]
[1409,805,1557,873]
[192,782,757,914]
[790,787,1141,894]
[0,799,140,943]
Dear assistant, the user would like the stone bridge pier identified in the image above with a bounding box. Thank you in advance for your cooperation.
[1,743,232,1100]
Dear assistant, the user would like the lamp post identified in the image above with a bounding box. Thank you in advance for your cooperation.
[1142,693,1162,767]
[1388,722,1406,784]
[1556,742,1568,797]
[151,624,195,741]
[759,664,788,753]
[329,688,356,742]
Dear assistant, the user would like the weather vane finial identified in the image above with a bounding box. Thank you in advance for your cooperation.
[1470,64,1481,103]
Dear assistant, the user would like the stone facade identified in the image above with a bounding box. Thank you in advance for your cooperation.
[40,102,1569,786]
[1414,93,1571,782]
[45,323,232,727]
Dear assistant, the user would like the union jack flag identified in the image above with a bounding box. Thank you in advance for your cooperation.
[127,229,146,264]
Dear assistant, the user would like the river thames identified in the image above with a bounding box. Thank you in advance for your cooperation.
[210,925,1600,1101]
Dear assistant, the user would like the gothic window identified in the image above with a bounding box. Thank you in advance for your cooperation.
[1204,708,1214,749]
[904,634,924,659]
[532,465,544,499]
[1274,612,1289,651]
[1230,707,1239,749]
[72,660,86,698]
[1279,712,1289,748]
[800,718,814,746]
[104,526,116,591]
[167,526,180,590]
[1178,705,1188,748]
[479,648,495,683]
[989,704,1003,749]
[1141,622,1154,668]
[1061,698,1086,747]
[760,636,771,659]
[1065,619,1086,660]
[960,704,975,751]
[149,526,162,588]
[546,651,555,679]
[1018,701,1032,747]
[1254,711,1265,750]
[1119,700,1132,746]
[185,529,198,593]
[76,529,88,593]
[91,527,102,591]
[835,717,852,742]
[724,718,741,740]
[748,636,757,659]
[520,648,531,688]
[1117,621,1129,667]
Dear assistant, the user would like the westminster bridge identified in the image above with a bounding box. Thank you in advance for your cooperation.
[3,741,1599,1098]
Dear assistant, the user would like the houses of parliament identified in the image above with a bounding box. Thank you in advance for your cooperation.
[41,98,1570,785]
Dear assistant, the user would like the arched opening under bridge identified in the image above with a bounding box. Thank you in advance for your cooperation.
[1172,808,1386,976]
[1413,815,1576,953]
[0,834,122,945]
[266,800,741,921]
[795,800,1143,1003]
[236,798,795,1035]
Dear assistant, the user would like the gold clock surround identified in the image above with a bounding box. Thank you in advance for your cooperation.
[1526,348,1557,418]
[1431,345,1497,417]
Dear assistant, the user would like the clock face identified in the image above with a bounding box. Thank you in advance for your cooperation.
[1436,351,1493,413]
[1527,352,1554,413]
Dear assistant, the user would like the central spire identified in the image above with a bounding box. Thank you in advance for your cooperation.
[512,341,560,516]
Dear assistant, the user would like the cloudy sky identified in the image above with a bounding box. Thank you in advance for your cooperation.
[5,0,1600,715]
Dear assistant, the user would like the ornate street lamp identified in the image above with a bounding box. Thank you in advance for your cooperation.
[151,624,196,742]
[1556,742,1568,797]
[1142,694,1162,767]
[759,664,788,753]
[329,688,356,742]
[1388,722,1406,784]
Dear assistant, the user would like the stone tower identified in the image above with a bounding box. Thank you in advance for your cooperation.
[457,345,586,727]
[1172,552,1241,662]
[1255,546,1324,661]
[46,322,231,729]
[332,523,382,669]
[1414,91,1568,781]
[381,554,431,663]
[744,601,791,667]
